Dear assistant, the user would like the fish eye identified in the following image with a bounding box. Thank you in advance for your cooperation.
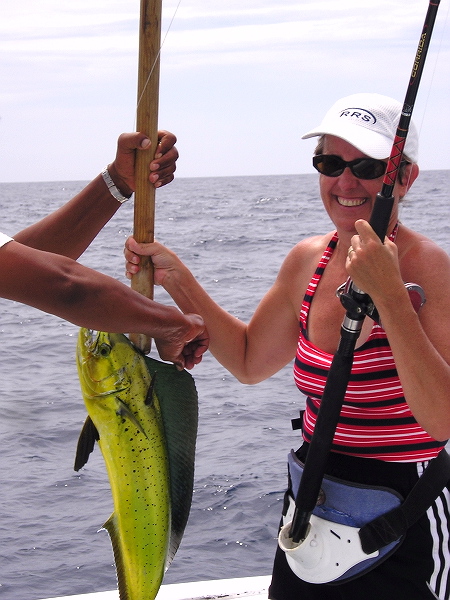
[98,343,111,357]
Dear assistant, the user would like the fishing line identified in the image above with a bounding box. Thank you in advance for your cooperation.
[123,1,184,251]
[409,0,449,152]
[399,0,449,214]
[135,0,182,119]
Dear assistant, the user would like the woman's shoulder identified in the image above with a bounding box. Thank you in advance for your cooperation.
[397,223,450,281]
[397,224,448,257]
[287,231,337,258]
[279,231,336,280]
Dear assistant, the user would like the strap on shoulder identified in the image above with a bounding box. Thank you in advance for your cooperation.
[359,449,450,554]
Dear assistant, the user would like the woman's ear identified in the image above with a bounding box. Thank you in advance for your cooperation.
[398,162,419,198]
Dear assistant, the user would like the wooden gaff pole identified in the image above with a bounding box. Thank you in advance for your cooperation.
[130,0,162,353]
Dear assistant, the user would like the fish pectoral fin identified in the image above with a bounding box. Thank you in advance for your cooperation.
[74,415,100,472]
[116,399,149,440]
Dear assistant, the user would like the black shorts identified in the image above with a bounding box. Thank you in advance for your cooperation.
[269,444,450,600]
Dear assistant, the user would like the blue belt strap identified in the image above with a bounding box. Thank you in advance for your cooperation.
[359,448,450,554]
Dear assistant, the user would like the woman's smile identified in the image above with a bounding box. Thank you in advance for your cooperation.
[336,196,368,207]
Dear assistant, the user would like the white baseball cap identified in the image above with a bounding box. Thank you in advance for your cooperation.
[302,93,419,163]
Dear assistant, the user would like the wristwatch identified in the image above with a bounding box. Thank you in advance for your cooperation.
[101,167,132,203]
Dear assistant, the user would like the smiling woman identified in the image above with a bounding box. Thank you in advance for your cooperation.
[124,91,450,599]
[316,133,418,234]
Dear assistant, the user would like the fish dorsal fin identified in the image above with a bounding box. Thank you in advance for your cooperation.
[103,514,129,600]
[143,356,199,567]
[74,416,99,472]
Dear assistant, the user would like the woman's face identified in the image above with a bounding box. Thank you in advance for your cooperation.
[318,135,414,236]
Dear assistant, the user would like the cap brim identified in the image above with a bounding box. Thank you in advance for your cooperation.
[301,124,393,160]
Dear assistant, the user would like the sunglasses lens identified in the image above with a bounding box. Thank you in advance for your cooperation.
[313,155,345,177]
[313,155,387,180]
[351,159,386,180]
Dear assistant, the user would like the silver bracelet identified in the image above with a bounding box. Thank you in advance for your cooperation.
[101,167,132,204]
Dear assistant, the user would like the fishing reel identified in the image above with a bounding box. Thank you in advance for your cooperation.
[336,278,426,326]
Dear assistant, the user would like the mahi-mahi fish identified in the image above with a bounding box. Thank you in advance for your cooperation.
[74,329,198,600]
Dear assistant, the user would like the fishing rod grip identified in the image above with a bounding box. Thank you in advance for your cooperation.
[368,193,395,242]
[289,508,311,544]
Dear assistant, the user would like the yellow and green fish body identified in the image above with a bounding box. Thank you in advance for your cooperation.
[75,329,198,600]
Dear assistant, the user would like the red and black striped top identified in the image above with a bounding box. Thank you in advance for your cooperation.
[294,230,446,462]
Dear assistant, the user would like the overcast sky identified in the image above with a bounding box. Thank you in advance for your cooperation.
[0,0,449,183]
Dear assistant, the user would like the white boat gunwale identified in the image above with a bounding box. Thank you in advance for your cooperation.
[36,575,271,600]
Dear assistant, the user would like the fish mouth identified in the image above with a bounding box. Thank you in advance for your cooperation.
[79,329,116,362]
[82,329,109,353]
[78,330,131,398]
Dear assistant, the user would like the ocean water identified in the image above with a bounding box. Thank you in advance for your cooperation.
[0,170,449,600]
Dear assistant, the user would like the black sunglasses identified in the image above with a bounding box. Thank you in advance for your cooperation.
[312,154,387,180]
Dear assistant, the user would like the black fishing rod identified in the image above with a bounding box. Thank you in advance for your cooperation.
[289,0,441,544]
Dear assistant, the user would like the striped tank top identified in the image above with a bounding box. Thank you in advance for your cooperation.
[294,229,446,462]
